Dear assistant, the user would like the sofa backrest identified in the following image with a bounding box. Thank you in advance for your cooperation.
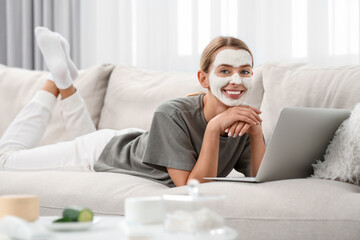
[1,62,359,147]
[98,63,360,145]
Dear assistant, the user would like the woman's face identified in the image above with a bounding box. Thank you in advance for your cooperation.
[208,47,253,106]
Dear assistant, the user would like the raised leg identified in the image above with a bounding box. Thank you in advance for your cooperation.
[0,26,100,171]
[36,26,95,137]
[59,90,96,139]
[0,90,57,152]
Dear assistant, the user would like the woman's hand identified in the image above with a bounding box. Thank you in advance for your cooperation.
[226,122,262,137]
[208,105,262,136]
[225,106,262,137]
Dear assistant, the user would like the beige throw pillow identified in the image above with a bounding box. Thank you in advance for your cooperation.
[258,63,360,144]
[98,65,204,131]
[0,64,115,145]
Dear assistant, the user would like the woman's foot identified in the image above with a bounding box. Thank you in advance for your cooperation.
[55,33,79,80]
[35,27,73,89]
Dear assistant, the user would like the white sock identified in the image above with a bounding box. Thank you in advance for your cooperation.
[35,27,72,89]
[55,33,79,80]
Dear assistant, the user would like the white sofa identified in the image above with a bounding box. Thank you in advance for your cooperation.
[0,63,359,239]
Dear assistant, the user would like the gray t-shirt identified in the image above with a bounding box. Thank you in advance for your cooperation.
[94,94,251,187]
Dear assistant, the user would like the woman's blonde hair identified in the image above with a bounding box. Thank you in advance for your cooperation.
[200,36,253,73]
[188,36,253,97]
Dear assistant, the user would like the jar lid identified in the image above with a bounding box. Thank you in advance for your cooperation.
[162,179,225,202]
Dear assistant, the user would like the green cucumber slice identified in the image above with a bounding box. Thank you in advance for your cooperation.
[77,209,94,222]
[53,206,94,223]
[63,207,93,222]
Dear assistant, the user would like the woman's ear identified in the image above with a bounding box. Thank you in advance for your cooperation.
[197,70,209,88]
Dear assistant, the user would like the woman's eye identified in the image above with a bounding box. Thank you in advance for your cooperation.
[241,70,250,75]
[220,69,230,74]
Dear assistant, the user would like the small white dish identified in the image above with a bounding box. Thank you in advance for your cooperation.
[208,226,238,240]
[45,219,98,232]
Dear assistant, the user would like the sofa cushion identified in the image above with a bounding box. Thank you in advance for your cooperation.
[0,64,115,145]
[0,172,359,239]
[98,65,204,131]
[257,63,360,143]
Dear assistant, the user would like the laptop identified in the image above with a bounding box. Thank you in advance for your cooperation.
[204,107,351,183]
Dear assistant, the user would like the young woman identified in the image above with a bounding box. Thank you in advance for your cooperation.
[0,27,265,187]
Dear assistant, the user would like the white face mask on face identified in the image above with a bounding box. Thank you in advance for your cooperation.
[209,49,253,106]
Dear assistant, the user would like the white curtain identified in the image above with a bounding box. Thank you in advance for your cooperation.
[81,0,359,72]
[0,0,80,70]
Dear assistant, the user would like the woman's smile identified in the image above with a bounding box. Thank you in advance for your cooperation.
[222,88,246,99]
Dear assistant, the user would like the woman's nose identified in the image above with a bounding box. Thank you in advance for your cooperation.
[229,74,243,85]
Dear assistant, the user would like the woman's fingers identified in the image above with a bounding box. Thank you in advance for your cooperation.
[239,109,262,124]
[227,122,252,138]
[235,114,258,126]
[233,107,262,124]
[227,122,239,137]
[241,105,262,114]
[237,106,262,123]
[233,122,245,137]
[248,109,262,123]
[239,123,252,136]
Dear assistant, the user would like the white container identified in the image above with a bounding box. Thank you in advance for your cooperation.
[162,179,226,233]
[125,196,165,225]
